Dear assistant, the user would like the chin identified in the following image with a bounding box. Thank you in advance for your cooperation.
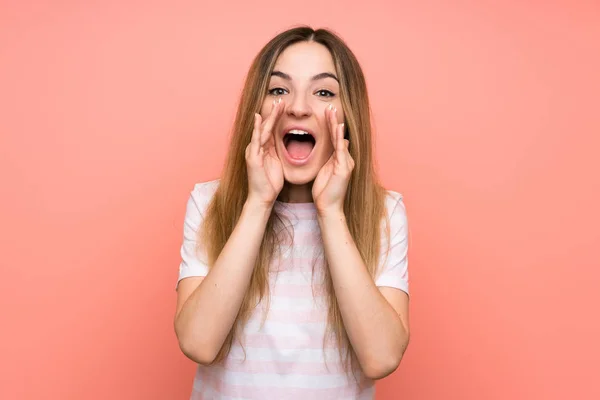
[282,166,317,186]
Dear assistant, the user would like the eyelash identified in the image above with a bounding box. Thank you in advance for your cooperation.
[316,89,335,97]
[267,87,336,98]
[268,88,287,96]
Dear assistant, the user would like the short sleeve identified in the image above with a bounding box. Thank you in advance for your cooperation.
[176,182,217,289]
[375,192,409,295]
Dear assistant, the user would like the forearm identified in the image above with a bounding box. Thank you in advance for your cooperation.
[175,200,272,363]
[317,211,409,379]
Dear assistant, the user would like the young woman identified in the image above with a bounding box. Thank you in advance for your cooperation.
[174,26,410,400]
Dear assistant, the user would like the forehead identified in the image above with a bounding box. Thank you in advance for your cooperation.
[273,41,336,78]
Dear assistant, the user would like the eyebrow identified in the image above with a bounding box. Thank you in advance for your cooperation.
[271,70,339,83]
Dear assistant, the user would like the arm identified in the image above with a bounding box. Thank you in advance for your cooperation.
[174,200,272,365]
[174,99,285,365]
[317,210,410,380]
[312,106,409,379]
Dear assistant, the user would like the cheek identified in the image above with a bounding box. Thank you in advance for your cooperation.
[335,101,345,125]
[259,101,269,118]
[338,108,345,124]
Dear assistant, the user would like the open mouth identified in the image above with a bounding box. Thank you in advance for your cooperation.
[283,129,316,160]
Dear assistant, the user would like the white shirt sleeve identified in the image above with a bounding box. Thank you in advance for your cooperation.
[375,192,409,295]
[176,183,213,289]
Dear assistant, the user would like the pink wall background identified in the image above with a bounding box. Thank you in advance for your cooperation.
[1,1,599,399]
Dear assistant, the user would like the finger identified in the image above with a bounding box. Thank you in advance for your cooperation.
[344,138,352,168]
[267,144,278,158]
[261,98,283,145]
[343,139,353,171]
[336,123,345,157]
[251,113,262,155]
[327,104,338,149]
[323,106,330,146]
[346,154,354,171]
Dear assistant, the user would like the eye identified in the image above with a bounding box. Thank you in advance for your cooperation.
[268,87,288,96]
[316,89,335,98]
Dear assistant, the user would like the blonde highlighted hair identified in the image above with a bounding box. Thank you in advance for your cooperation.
[199,26,389,378]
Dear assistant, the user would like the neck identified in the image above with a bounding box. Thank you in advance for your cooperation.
[278,182,313,203]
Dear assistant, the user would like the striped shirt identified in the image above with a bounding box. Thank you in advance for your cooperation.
[177,180,409,400]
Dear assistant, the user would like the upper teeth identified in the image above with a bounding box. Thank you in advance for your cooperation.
[288,129,309,135]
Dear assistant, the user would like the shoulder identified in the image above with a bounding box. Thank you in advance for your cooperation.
[383,189,406,218]
[381,189,408,236]
[185,179,221,218]
[190,179,220,199]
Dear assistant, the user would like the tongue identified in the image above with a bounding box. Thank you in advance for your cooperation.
[286,140,314,159]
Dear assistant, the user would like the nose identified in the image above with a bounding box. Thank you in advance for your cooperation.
[285,93,312,118]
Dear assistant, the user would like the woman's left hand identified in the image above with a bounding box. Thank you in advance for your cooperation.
[312,105,355,216]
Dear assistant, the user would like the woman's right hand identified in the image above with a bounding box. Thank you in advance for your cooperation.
[245,98,285,207]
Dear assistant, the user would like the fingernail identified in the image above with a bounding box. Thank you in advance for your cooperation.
[328,104,333,110]
[278,98,282,104]
[334,107,337,113]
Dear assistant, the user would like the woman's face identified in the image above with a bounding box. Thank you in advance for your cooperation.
[260,41,345,186]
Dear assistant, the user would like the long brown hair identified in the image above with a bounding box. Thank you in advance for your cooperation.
[199,26,389,377]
